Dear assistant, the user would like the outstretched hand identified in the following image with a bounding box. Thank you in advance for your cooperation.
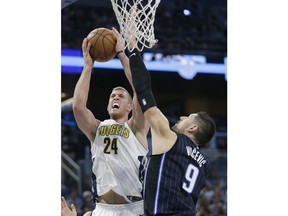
[61,196,77,216]
[112,27,125,53]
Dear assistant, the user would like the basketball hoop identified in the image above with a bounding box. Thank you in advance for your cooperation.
[110,0,161,51]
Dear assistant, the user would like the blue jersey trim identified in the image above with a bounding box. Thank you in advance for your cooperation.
[154,153,166,214]
[143,158,150,202]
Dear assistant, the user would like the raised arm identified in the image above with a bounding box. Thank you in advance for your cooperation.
[112,27,149,149]
[72,38,100,143]
[128,49,177,154]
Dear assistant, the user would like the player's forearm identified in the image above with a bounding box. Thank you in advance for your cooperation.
[119,51,145,130]
[73,65,93,110]
[118,52,136,92]
[128,49,156,113]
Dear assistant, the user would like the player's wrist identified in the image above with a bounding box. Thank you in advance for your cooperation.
[116,50,124,57]
[83,63,93,71]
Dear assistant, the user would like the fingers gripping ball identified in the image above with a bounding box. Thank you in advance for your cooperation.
[87,28,117,62]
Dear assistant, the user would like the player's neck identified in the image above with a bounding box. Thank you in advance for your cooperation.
[190,137,199,146]
[110,115,128,124]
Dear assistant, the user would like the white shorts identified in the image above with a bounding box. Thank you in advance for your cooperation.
[91,200,144,216]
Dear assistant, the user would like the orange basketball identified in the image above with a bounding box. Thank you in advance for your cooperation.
[87,28,117,62]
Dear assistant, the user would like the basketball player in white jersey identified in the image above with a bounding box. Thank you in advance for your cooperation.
[71,28,150,216]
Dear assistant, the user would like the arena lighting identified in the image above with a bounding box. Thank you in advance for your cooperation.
[61,49,227,80]
[183,9,192,16]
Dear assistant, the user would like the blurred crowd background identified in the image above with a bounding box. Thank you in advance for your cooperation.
[61,0,227,215]
[62,0,226,62]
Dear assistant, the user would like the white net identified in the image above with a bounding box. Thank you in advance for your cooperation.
[110,0,161,51]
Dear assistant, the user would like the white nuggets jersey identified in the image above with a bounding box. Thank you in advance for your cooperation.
[91,119,148,203]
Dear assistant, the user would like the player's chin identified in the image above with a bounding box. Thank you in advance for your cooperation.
[171,124,180,133]
[110,108,120,113]
[171,124,177,131]
[110,110,121,117]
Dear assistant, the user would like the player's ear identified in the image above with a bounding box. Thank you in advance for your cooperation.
[127,103,133,112]
[187,125,198,134]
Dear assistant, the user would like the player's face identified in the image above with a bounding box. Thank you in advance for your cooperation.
[107,89,132,117]
[172,114,197,134]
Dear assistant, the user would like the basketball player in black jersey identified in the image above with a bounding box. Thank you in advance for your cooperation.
[126,36,216,215]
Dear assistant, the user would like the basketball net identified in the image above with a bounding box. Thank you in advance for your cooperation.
[111,0,161,51]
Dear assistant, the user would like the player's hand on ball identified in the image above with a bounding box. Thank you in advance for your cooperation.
[82,38,93,67]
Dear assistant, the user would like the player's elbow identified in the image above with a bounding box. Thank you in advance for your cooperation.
[72,100,85,114]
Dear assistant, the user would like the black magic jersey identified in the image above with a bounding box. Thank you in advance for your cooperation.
[143,133,210,216]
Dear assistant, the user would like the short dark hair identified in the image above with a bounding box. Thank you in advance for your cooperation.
[193,111,216,145]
